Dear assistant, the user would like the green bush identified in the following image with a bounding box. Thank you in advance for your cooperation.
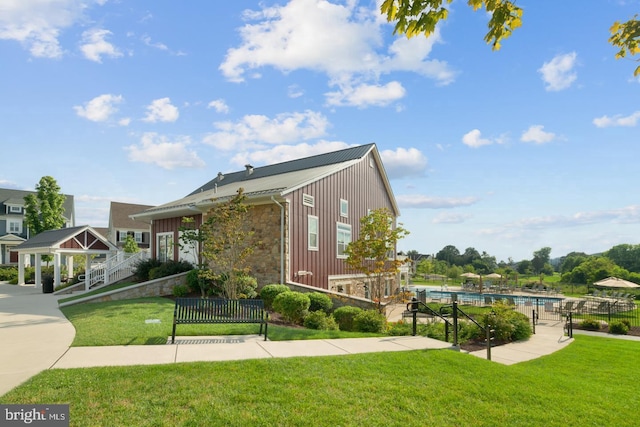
[186,269,205,294]
[133,258,163,282]
[333,306,363,331]
[172,284,189,297]
[273,291,310,324]
[353,309,387,333]
[260,284,290,309]
[621,319,632,329]
[308,292,333,313]
[236,275,258,299]
[480,302,532,342]
[0,266,18,282]
[387,320,413,336]
[609,321,629,335]
[303,311,339,330]
[579,318,601,331]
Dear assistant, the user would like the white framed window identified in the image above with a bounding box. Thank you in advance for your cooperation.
[336,223,351,258]
[134,232,143,243]
[340,199,348,217]
[308,215,319,251]
[118,231,128,242]
[9,205,21,213]
[8,220,22,234]
[303,193,314,207]
[156,232,174,262]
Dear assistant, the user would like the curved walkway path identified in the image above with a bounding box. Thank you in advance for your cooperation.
[0,283,75,397]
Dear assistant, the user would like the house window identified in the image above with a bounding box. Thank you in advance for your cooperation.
[336,223,351,258]
[118,231,128,242]
[340,199,348,218]
[157,232,174,262]
[303,193,314,207]
[134,232,143,243]
[8,220,22,234]
[308,215,318,251]
[9,205,21,213]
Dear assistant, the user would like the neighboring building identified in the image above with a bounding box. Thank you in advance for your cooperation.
[131,144,401,298]
[106,202,153,250]
[0,188,75,265]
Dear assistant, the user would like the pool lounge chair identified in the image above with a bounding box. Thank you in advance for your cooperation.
[573,300,587,313]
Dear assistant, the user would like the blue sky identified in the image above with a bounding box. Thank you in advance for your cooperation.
[1,0,639,263]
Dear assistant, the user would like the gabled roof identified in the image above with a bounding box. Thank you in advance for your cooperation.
[109,201,154,230]
[188,144,375,196]
[14,225,117,253]
[132,143,399,221]
[0,188,75,220]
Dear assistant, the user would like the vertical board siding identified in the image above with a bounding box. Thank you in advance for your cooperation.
[152,215,202,260]
[289,154,396,289]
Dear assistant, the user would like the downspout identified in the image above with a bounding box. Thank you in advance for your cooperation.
[271,196,285,284]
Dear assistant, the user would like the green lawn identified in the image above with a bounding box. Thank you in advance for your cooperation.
[61,297,383,346]
[1,335,638,426]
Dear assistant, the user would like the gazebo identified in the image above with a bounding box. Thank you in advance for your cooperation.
[14,225,117,291]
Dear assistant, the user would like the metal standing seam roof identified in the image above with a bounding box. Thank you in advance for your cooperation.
[134,144,388,220]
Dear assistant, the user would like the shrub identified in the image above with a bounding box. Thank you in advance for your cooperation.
[609,321,629,335]
[621,319,632,329]
[0,266,18,282]
[273,291,310,324]
[133,258,163,282]
[303,311,339,330]
[236,275,258,299]
[353,309,387,333]
[333,306,363,331]
[172,284,189,297]
[480,302,532,342]
[308,292,333,313]
[260,284,290,309]
[579,318,601,331]
[186,269,205,294]
[387,320,413,336]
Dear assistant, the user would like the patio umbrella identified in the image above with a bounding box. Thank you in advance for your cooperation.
[460,272,481,279]
[485,273,502,279]
[593,277,640,289]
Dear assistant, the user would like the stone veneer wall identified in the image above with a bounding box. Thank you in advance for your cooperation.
[202,203,288,287]
[58,272,188,307]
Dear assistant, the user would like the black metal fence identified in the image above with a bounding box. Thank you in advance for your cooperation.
[415,289,640,328]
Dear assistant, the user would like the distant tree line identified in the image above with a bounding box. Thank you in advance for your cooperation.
[403,243,640,285]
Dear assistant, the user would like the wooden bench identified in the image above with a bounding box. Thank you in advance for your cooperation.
[171,298,268,343]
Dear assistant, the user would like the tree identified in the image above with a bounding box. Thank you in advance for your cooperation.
[605,244,640,273]
[436,245,461,266]
[200,188,256,299]
[381,1,639,76]
[24,176,66,235]
[344,208,410,312]
[531,247,552,275]
[122,235,140,254]
[609,16,640,77]
[177,217,209,297]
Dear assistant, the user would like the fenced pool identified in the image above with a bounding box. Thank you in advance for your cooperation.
[410,286,563,306]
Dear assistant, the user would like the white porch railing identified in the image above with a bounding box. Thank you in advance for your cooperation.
[88,251,149,288]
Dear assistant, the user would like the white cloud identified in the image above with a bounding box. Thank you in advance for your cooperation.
[230,140,353,167]
[288,84,304,98]
[538,52,578,91]
[219,0,454,98]
[143,98,179,123]
[396,195,480,209]
[325,81,406,107]
[0,0,92,58]
[80,28,122,63]
[202,110,330,151]
[208,99,230,114]
[379,147,427,179]
[73,94,123,122]
[142,34,168,51]
[521,125,556,144]
[593,111,640,128]
[461,129,503,148]
[125,132,205,170]
[432,213,473,224]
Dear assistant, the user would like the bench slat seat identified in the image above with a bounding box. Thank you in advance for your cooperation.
[171,298,268,343]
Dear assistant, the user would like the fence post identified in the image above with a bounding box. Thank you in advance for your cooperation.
[452,299,459,348]
[532,309,536,334]
[486,322,494,361]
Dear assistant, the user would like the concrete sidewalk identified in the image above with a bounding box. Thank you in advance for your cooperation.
[1,283,577,398]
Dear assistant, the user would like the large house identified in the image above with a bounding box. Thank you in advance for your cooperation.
[0,188,75,265]
[106,201,153,250]
[132,144,401,297]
